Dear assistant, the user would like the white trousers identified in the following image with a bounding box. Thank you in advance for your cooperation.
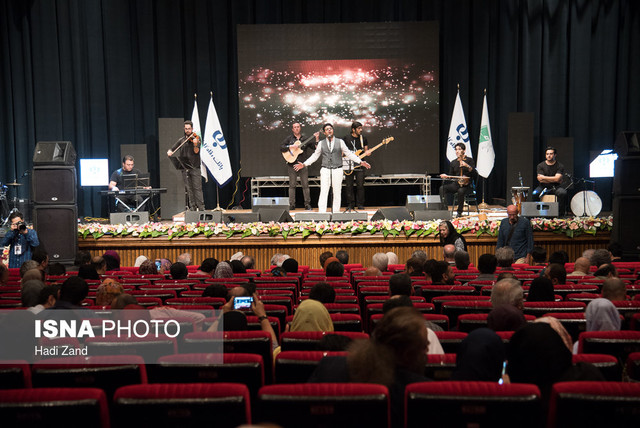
[318,167,344,213]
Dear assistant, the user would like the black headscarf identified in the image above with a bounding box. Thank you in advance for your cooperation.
[452,328,506,381]
[527,276,555,302]
[438,220,467,251]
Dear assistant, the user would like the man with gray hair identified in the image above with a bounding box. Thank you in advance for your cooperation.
[454,250,471,270]
[411,250,427,262]
[495,247,515,269]
[371,252,389,273]
[591,248,612,268]
[177,252,192,266]
[490,278,524,310]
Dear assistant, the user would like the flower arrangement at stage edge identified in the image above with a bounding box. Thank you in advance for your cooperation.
[78,215,614,240]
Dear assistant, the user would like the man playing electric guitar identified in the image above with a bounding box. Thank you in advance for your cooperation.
[342,121,372,211]
[280,122,320,210]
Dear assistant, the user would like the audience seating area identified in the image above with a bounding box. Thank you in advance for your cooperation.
[2,261,640,426]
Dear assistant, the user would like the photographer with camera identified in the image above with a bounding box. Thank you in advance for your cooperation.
[1,211,40,269]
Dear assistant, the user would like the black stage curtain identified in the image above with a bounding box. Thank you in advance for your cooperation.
[2,0,639,217]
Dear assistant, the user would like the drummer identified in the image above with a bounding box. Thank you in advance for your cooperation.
[533,147,567,216]
[511,186,529,214]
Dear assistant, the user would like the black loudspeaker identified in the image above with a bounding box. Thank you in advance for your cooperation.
[32,166,77,204]
[184,210,223,223]
[32,205,77,263]
[520,201,559,218]
[110,212,150,224]
[294,212,332,222]
[258,208,293,222]
[252,197,289,212]
[331,212,368,222]
[223,212,260,223]
[614,132,640,157]
[413,210,452,221]
[613,156,640,196]
[33,141,77,166]
[406,195,444,211]
[612,196,640,255]
[370,207,412,221]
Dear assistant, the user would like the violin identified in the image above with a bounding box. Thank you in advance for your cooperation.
[187,132,201,145]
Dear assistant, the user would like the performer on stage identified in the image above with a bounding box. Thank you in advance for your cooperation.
[342,121,371,211]
[439,143,475,217]
[280,122,318,210]
[294,123,371,213]
[167,120,205,211]
[533,146,567,215]
[108,155,144,212]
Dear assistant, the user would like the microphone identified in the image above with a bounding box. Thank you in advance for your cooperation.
[518,172,524,187]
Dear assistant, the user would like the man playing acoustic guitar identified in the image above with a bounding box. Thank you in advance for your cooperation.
[280,122,319,210]
[439,142,475,217]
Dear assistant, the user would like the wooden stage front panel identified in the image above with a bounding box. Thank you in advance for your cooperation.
[78,232,610,271]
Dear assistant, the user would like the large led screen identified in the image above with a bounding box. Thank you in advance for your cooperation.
[237,22,439,177]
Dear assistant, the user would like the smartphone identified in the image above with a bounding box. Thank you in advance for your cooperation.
[155,260,162,270]
[233,296,253,310]
[498,360,507,385]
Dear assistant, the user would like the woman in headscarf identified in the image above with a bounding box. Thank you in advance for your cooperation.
[451,328,506,382]
[526,276,555,302]
[572,298,621,353]
[438,220,467,252]
[95,278,124,306]
[214,261,234,279]
[289,298,334,332]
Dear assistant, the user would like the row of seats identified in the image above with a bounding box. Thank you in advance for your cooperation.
[1,380,639,427]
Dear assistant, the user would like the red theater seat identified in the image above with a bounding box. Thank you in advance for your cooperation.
[274,351,347,383]
[0,359,32,388]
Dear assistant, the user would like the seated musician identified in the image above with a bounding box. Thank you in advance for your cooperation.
[108,155,146,212]
[439,143,475,217]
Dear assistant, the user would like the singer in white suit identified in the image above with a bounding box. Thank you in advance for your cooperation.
[294,123,370,213]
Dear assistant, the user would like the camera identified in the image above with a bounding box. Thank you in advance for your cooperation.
[16,221,27,232]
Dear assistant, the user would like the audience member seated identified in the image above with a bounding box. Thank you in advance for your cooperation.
[158,258,172,274]
[405,257,425,277]
[229,260,247,274]
[134,255,148,267]
[282,258,299,273]
[443,244,456,265]
[317,333,353,351]
[96,279,125,306]
[454,250,470,270]
[214,261,233,279]
[430,261,454,285]
[68,250,91,272]
[496,271,516,282]
[78,264,100,280]
[32,248,49,273]
[590,248,612,268]
[21,279,44,309]
[29,284,59,315]
[22,268,44,284]
[170,262,189,280]
[530,246,547,266]
[177,252,192,266]
[507,323,603,406]
[325,261,344,278]
[476,253,497,281]
[423,259,437,282]
[241,254,255,270]
[495,247,515,270]
[138,260,158,275]
[371,252,389,273]
[112,293,205,329]
[601,278,627,301]
[594,263,618,279]
[20,260,40,278]
[549,250,569,266]
[534,316,573,351]
[526,276,555,302]
[336,249,349,264]
[49,276,89,310]
[102,250,120,271]
[318,251,333,269]
[228,286,251,298]
[270,266,287,277]
[490,278,523,310]
[364,266,382,277]
[91,256,107,276]
[438,220,467,252]
[451,328,506,382]
[48,262,66,276]
[203,284,229,300]
[567,256,591,277]
[608,242,625,262]
[383,295,444,351]
[572,298,622,354]
[389,273,413,296]
[288,298,334,332]
[195,258,218,276]
[0,264,8,286]
[487,304,527,332]
[308,282,336,304]
[386,251,399,265]
[309,307,431,428]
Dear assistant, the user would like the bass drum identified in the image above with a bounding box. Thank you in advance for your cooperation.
[570,191,602,217]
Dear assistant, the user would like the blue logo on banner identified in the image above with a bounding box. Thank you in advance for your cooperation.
[213,131,227,149]
[456,124,470,143]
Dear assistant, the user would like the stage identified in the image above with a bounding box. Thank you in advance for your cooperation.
[78,206,613,271]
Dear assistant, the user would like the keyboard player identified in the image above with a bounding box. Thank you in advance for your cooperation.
[108,155,147,212]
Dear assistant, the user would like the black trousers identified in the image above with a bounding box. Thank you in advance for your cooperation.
[440,182,470,215]
[344,168,365,208]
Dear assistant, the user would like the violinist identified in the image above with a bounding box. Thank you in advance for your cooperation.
[167,120,205,210]
[439,142,475,217]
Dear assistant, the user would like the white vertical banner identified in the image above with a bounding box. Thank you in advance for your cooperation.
[446,89,472,161]
[190,97,208,182]
[476,92,495,178]
[202,94,232,186]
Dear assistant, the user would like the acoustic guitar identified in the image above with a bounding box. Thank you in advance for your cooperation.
[343,137,394,175]
[282,135,317,163]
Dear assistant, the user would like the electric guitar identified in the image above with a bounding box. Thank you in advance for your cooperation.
[343,136,394,175]
[282,135,317,163]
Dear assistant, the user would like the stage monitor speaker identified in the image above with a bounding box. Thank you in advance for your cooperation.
[520,201,559,218]
[614,131,640,157]
[331,212,368,222]
[223,212,260,223]
[32,166,77,204]
[252,197,289,212]
[413,210,452,221]
[33,141,77,166]
[370,207,412,221]
[295,212,332,222]
[406,195,443,211]
[614,156,640,196]
[184,210,223,223]
[110,212,150,224]
[612,196,640,256]
[258,208,293,222]
[32,205,77,263]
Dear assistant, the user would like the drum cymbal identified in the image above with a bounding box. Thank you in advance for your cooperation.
[5,182,22,186]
